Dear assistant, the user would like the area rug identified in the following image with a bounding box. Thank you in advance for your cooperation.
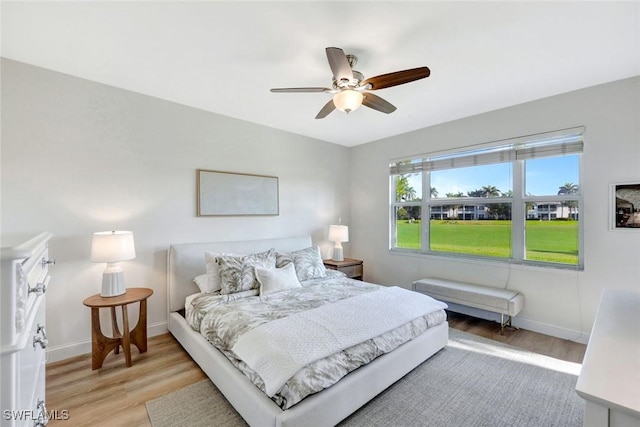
[146,329,584,427]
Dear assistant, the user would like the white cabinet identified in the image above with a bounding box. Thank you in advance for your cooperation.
[1,233,53,427]
[576,289,640,427]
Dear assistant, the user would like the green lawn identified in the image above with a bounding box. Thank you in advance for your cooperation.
[396,220,578,265]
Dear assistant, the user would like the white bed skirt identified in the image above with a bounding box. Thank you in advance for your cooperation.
[169,312,448,427]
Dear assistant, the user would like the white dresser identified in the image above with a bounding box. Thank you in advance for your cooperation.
[1,233,53,427]
[576,288,640,427]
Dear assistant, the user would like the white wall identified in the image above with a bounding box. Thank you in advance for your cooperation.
[1,59,351,361]
[3,57,639,362]
[349,76,640,343]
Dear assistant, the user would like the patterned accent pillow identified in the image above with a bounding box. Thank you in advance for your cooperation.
[276,246,327,281]
[203,251,244,293]
[217,249,276,295]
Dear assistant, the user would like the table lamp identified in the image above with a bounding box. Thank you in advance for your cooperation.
[329,224,349,262]
[91,231,136,297]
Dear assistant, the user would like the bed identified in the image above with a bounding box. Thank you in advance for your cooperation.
[167,236,449,427]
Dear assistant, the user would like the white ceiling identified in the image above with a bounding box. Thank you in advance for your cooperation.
[2,1,639,147]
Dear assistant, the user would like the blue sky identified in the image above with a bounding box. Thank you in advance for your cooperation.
[407,155,579,198]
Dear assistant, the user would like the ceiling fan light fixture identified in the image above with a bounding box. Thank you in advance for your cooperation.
[270,47,430,119]
[332,89,364,114]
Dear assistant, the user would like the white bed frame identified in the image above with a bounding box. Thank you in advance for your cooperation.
[167,236,448,427]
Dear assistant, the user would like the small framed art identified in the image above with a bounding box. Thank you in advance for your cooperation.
[197,169,279,216]
[611,182,640,229]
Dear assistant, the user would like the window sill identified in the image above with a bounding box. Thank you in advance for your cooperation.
[389,248,584,272]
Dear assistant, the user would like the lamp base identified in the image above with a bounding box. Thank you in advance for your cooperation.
[332,246,344,262]
[101,263,126,297]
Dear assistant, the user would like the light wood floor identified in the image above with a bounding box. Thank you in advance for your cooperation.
[446,311,586,363]
[46,312,586,426]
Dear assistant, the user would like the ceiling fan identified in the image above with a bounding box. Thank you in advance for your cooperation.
[270,47,430,119]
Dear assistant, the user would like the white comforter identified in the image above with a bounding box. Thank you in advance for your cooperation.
[232,286,447,396]
[187,275,448,409]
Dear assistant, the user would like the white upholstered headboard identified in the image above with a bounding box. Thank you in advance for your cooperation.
[167,236,312,313]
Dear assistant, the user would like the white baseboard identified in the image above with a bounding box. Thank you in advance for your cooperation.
[46,340,93,364]
[445,303,590,345]
[514,316,590,345]
[46,321,168,364]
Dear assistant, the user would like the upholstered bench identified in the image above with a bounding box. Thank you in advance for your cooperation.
[412,278,524,334]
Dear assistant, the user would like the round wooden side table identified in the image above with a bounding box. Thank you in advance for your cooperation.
[83,287,153,370]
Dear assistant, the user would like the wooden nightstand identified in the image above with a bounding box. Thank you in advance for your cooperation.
[83,287,153,370]
[323,258,364,280]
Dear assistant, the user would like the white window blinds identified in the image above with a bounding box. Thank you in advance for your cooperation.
[390,127,584,175]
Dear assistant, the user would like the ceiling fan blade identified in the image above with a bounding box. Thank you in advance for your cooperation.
[362,92,397,114]
[270,87,332,93]
[315,99,336,119]
[326,47,354,81]
[362,67,430,90]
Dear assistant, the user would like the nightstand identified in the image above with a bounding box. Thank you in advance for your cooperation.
[83,287,153,370]
[323,258,364,280]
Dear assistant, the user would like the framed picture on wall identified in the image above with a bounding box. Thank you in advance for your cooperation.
[611,182,640,229]
[197,169,279,216]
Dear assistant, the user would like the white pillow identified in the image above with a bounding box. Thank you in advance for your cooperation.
[193,274,210,293]
[203,251,228,293]
[255,263,302,296]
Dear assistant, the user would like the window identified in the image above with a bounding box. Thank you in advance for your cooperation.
[390,128,583,268]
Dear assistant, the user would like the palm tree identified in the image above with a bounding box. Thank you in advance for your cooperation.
[445,192,465,218]
[446,192,465,198]
[558,182,579,219]
[466,186,500,219]
[491,190,512,219]
[558,182,578,195]
[395,176,416,202]
[481,185,501,198]
[430,187,439,199]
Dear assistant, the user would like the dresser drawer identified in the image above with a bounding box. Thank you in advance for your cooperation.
[17,247,50,337]
[23,246,50,295]
[18,296,46,417]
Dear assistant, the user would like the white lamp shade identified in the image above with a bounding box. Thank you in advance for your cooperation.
[91,231,136,263]
[329,225,349,243]
[332,90,363,113]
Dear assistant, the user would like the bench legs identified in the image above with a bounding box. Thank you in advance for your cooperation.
[500,314,518,335]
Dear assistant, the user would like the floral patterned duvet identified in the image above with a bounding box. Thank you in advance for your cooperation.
[186,272,447,409]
